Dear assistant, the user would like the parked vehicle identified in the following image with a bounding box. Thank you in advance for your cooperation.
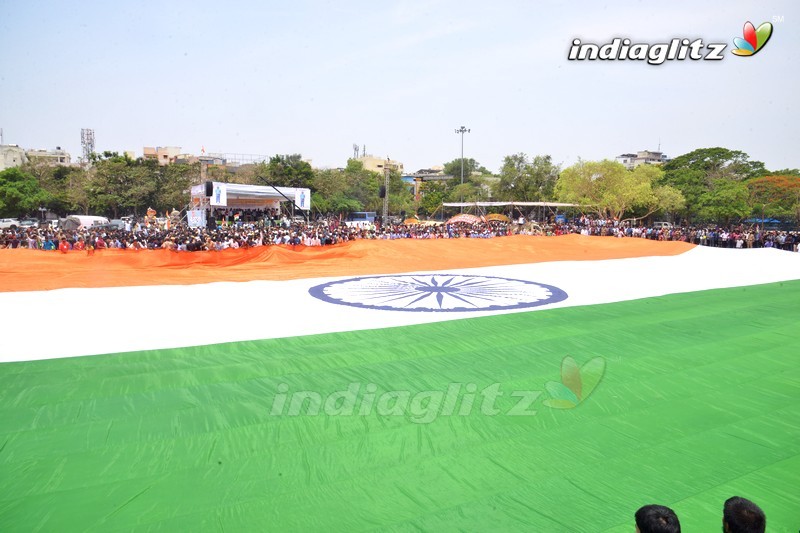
[345,211,377,228]
[0,218,21,229]
[60,215,110,231]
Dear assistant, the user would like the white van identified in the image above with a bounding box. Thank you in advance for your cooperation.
[62,215,110,230]
[653,221,673,229]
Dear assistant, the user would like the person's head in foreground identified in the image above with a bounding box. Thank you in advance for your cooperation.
[635,504,681,533]
[723,496,765,533]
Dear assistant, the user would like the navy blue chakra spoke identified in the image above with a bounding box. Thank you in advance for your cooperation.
[309,274,568,312]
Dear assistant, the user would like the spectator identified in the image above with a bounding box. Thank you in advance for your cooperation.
[722,496,765,533]
[635,504,681,533]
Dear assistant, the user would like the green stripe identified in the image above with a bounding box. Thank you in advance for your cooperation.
[1,281,799,531]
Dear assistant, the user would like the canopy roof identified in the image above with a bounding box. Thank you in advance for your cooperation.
[190,182,310,210]
[442,201,580,207]
[446,213,483,225]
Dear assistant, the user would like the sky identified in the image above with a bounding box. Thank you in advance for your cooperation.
[1,0,798,174]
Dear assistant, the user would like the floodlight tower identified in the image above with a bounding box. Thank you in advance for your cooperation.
[455,126,470,212]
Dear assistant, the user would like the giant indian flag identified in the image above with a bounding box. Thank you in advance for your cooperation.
[1,235,798,531]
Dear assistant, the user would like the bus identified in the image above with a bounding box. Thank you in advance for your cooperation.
[346,211,377,228]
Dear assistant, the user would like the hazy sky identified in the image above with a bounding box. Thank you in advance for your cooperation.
[1,0,797,173]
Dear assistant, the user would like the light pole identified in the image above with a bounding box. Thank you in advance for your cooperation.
[455,126,470,212]
[383,156,390,224]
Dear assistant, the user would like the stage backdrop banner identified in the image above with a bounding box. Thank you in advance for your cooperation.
[210,182,228,206]
[187,209,206,228]
[294,188,310,210]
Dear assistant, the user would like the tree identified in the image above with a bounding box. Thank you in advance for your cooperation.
[663,147,767,181]
[696,179,750,223]
[259,154,315,189]
[556,159,683,221]
[80,154,196,217]
[206,164,233,183]
[0,167,50,217]
[311,191,362,216]
[313,168,350,201]
[64,167,91,215]
[661,147,767,219]
[417,180,447,217]
[768,168,800,177]
[155,163,196,213]
[19,159,77,215]
[88,153,150,218]
[493,153,559,201]
[230,162,265,185]
[747,175,800,221]
[442,158,488,181]
[342,159,382,213]
[386,168,414,217]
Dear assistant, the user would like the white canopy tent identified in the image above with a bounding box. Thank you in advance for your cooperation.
[188,182,312,228]
[441,202,581,208]
[439,201,585,222]
[190,182,311,211]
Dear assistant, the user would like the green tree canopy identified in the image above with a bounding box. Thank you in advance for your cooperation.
[661,147,767,220]
[696,179,750,223]
[493,153,559,201]
[662,147,767,181]
[442,158,489,182]
[259,154,315,190]
[77,154,196,217]
[0,167,51,217]
[417,180,447,217]
[556,159,683,221]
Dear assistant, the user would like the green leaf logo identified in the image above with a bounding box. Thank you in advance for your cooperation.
[543,356,606,409]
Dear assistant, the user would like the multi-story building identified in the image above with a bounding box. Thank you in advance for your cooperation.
[615,150,670,170]
[143,146,182,166]
[25,146,71,165]
[0,145,28,171]
[356,155,404,175]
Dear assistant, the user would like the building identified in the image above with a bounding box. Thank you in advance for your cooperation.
[143,146,182,166]
[25,146,71,166]
[615,150,670,170]
[0,145,28,171]
[356,155,404,175]
[1,145,75,170]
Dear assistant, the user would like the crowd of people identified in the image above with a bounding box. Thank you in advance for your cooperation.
[0,214,515,251]
[0,212,798,252]
[634,496,766,533]
[537,214,800,250]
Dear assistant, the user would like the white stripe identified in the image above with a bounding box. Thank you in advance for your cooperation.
[1,247,798,362]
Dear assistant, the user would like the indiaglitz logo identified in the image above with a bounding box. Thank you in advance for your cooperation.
[731,21,773,56]
[568,20,774,64]
[543,356,605,409]
[267,355,607,423]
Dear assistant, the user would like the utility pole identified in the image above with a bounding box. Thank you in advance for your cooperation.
[455,126,470,213]
[383,156,390,224]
